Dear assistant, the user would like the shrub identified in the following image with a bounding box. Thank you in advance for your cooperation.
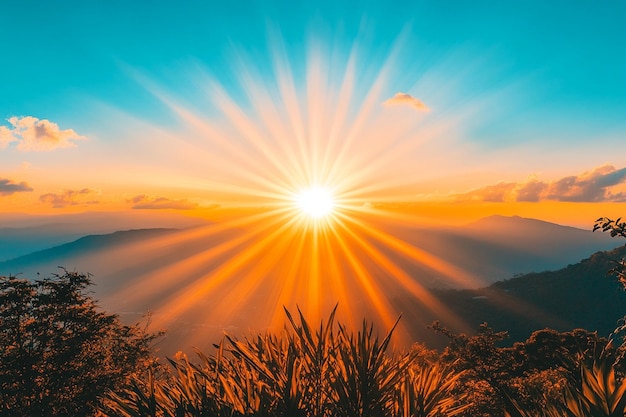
[0,270,160,417]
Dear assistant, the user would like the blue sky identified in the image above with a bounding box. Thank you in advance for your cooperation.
[2,1,624,127]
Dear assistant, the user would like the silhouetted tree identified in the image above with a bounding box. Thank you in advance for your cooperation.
[520,328,609,372]
[0,269,160,417]
[595,217,626,371]
[431,322,511,416]
[430,322,612,417]
[594,217,626,287]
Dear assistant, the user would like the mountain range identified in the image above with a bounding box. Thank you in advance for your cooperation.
[1,214,624,354]
[1,215,619,287]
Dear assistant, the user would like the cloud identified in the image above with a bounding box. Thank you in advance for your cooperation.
[383,92,430,112]
[0,178,33,196]
[130,194,198,210]
[39,188,99,208]
[515,178,548,202]
[0,126,17,149]
[454,165,626,203]
[1,116,85,151]
[454,182,517,203]
[545,165,626,202]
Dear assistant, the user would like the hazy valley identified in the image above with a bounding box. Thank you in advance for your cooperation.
[1,214,624,355]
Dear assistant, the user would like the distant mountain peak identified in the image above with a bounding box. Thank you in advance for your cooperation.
[467,215,585,232]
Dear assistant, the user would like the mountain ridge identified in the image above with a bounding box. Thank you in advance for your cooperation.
[0,215,620,287]
[0,228,178,275]
[425,243,626,345]
[1,215,625,354]
[0,228,177,273]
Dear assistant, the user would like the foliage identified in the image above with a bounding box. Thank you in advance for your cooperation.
[570,342,626,416]
[102,317,625,417]
[8,215,626,416]
[595,217,626,370]
[0,270,160,417]
[431,322,615,417]
[594,217,626,288]
[332,318,415,417]
[505,342,626,417]
[104,317,625,417]
[594,217,626,240]
[431,321,513,416]
[103,309,469,417]
[394,361,469,417]
[104,347,242,417]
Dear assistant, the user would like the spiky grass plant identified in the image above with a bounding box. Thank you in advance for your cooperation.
[330,318,411,417]
[225,306,339,417]
[103,307,342,417]
[394,362,469,417]
[283,306,338,416]
[102,308,470,417]
[103,346,243,417]
[563,342,626,417]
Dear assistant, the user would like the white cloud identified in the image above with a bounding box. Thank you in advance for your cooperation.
[2,116,85,151]
[0,126,16,149]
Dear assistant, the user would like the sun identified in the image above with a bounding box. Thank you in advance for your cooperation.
[295,186,336,219]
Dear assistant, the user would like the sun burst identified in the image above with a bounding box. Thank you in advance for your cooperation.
[112,34,486,352]
[294,186,335,219]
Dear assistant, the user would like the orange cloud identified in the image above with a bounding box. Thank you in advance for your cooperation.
[130,194,198,210]
[515,179,547,202]
[39,188,99,208]
[454,165,626,203]
[0,178,33,196]
[383,92,430,112]
[454,182,517,202]
[2,116,85,151]
[545,165,626,202]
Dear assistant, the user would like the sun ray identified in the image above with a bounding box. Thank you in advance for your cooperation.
[104,33,531,352]
[238,72,310,184]
[269,39,314,185]
[333,213,469,330]
[328,219,399,331]
[344,212,485,288]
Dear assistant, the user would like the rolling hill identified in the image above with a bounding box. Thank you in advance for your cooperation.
[394,243,626,348]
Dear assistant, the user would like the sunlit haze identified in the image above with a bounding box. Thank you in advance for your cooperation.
[0,2,625,349]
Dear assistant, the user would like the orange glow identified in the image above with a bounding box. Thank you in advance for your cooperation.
[102,195,479,348]
[13,39,617,354]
